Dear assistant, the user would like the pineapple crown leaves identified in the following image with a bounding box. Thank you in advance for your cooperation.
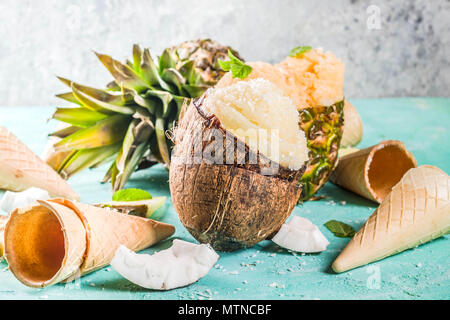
[218,50,252,79]
[52,44,215,191]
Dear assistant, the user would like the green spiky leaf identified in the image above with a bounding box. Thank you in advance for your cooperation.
[182,84,209,98]
[59,143,122,178]
[145,90,174,118]
[95,52,148,92]
[113,142,149,190]
[55,92,82,105]
[161,68,185,95]
[159,49,177,73]
[52,108,108,128]
[132,44,142,71]
[49,125,82,138]
[71,83,135,115]
[54,115,130,152]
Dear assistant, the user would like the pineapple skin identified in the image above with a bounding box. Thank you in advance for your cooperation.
[169,39,244,85]
[298,100,344,201]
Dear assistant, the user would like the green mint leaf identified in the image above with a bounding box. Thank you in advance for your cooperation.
[112,188,152,202]
[231,63,253,79]
[324,220,356,238]
[218,50,253,79]
[227,49,241,64]
[289,45,312,57]
[218,59,232,71]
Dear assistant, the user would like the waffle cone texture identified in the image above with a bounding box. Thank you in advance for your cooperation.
[4,199,175,288]
[0,126,79,200]
[330,140,417,203]
[332,165,450,273]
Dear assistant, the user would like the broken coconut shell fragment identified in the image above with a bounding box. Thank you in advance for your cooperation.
[170,80,309,251]
[329,140,417,203]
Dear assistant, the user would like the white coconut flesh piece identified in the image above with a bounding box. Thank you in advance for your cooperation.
[0,187,50,214]
[203,78,309,170]
[110,239,219,290]
[272,216,330,253]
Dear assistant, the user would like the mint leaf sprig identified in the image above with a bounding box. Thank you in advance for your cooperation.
[289,45,312,57]
[219,50,253,79]
[324,220,356,238]
[112,188,152,202]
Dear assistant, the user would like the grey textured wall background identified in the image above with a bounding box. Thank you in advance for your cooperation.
[1,0,449,106]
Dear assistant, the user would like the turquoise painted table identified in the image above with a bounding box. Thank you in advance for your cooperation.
[0,98,449,300]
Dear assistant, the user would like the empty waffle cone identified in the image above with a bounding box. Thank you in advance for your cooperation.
[332,165,450,273]
[0,126,79,200]
[4,201,86,287]
[330,140,417,203]
[4,199,175,288]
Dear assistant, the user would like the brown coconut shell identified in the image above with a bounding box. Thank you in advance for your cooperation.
[169,96,305,251]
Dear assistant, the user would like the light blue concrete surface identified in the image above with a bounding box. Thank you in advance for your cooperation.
[0,98,449,299]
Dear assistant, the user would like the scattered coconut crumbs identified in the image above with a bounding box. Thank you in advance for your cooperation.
[269,282,285,289]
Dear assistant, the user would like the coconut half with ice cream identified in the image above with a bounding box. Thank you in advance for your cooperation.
[170,79,309,251]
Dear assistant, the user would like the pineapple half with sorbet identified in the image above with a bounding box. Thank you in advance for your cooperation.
[216,48,346,201]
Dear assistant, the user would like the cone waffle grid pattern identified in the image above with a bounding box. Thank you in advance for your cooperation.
[0,127,77,199]
[356,166,450,247]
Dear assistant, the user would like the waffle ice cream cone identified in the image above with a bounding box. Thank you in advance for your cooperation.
[332,165,450,273]
[0,126,79,200]
[330,140,417,203]
[4,199,175,288]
